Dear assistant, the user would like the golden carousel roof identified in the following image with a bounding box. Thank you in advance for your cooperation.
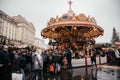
[41,0,104,39]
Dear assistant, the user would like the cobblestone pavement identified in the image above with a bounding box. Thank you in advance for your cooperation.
[27,65,120,80]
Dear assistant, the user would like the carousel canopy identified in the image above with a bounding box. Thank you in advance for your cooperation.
[41,0,104,39]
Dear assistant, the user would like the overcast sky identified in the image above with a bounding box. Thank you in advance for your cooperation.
[0,0,120,44]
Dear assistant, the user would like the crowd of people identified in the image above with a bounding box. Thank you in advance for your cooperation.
[89,47,120,68]
[106,48,120,65]
[0,44,120,80]
[0,45,73,80]
[0,45,33,80]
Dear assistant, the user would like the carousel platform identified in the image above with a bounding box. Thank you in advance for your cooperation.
[72,56,107,68]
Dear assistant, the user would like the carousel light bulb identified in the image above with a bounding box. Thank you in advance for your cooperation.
[41,32,44,35]
[74,27,77,30]
[93,27,97,31]
[81,77,84,80]
[52,28,55,31]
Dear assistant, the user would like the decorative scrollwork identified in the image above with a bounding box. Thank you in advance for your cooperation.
[50,17,56,24]
[78,14,87,21]
[61,14,70,21]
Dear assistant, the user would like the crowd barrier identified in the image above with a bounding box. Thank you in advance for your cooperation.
[72,56,107,67]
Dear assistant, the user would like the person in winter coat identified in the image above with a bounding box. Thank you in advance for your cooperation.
[41,51,49,76]
[114,48,120,65]
[107,48,116,65]
[9,49,15,72]
[0,45,11,80]
[65,47,72,70]
[31,50,43,80]
[16,51,27,80]
[90,49,97,69]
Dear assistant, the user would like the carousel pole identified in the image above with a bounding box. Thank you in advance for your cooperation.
[84,44,88,77]
[85,55,88,68]
[98,55,101,65]
[84,44,88,68]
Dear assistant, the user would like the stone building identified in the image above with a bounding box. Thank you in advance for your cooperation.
[12,15,36,46]
[34,37,49,51]
[0,10,16,46]
[0,10,36,47]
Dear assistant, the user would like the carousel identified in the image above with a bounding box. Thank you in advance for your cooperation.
[41,0,104,56]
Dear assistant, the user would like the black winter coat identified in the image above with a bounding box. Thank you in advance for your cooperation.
[16,55,27,70]
[0,50,10,67]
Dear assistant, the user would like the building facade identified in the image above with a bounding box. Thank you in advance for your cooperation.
[0,10,16,46]
[0,10,36,47]
[34,37,49,51]
[12,15,36,46]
